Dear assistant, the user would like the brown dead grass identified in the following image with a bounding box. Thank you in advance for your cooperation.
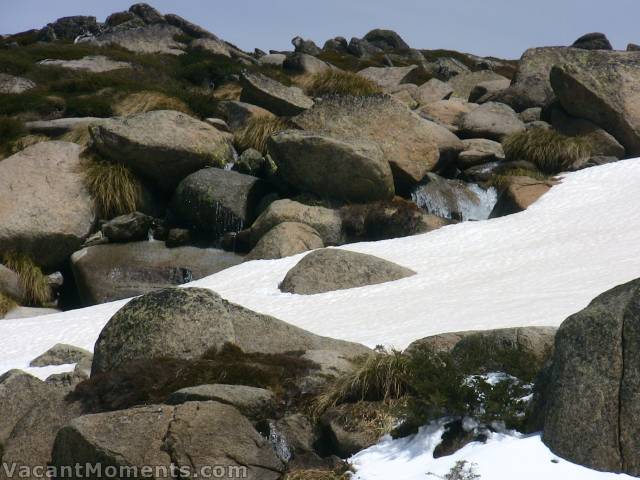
[113,91,192,116]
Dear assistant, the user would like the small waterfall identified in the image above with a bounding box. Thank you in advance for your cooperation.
[411,173,497,221]
[266,420,292,463]
[224,146,239,171]
[212,202,245,236]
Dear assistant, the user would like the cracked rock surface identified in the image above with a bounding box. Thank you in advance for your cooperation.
[543,278,640,475]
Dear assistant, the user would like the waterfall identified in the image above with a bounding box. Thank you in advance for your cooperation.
[411,174,497,222]
[266,420,292,463]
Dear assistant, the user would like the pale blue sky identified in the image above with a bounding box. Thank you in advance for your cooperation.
[2,0,640,59]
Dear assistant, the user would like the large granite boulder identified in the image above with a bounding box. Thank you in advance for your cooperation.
[0,73,35,94]
[216,100,275,131]
[0,142,95,269]
[240,72,314,116]
[357,65,421,89]
[38,55,131,73]
[71,242,242,305]
[246,199,344,247]
[293,96,440,193]
[458,102,525,141]
[171,168,271,234]
[279,248,416,295]
[448,71,510,101]
[0,370,82,474]
[363,29,410,50]
[245,222,324,261]
[90,23,185,55]
[413,78,454,105]
[101,211,152,242]
[571,32,613,50]
[166,384,275,420]
[489,176,552,217]
[418,99,479,133]
[92,287,370,374]
[550,51,640,156]
[89,110,235,191]
[543,278,640,476]
[268,130,395,202]
[51,402,285,479]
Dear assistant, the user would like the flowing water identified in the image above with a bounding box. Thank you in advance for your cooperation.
[411,174,498,221]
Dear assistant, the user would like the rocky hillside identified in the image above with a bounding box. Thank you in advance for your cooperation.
[1,3,639,479]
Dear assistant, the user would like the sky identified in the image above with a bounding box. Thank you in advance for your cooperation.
[2,0,640,59]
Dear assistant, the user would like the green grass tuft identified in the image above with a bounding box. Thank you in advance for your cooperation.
[487,168,550,190]
[311,349,409,417]
[1,251,51,306]
[503,128,592,174]
[81,154,143,219]
[305,69,382,97]
[234,116,291,154]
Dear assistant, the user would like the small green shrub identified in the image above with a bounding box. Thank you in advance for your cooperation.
[0,292,17,317]
[1,251,51,306]
[234,116,292,154]
[312,350,409,417]
[503,128,592,174]
[0,93,65,117]
[69,343,319,413]
[0,116,26,156]
[81,154,143,219]
[65,96,113,117]
[305,69,382,97]
[428,460,481,480]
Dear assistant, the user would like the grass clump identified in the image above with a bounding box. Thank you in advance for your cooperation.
[81,154,143,219]
[0,293,17,317]
[0,116,26,158]
[234,116,291,154]
[113,91,191,116]
[70,343,319,413]
[284,469,351,480]
[312,349,409,417]
[503,128,592,174]
[1,251,51,306]
[305,70,382,97]
[487,168,550,190]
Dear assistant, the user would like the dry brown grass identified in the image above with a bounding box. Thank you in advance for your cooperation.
[60,124,93,148]
[284,470,351,480]
[81,153,143,219]
[304,69,382,98]
[312,350,409,418]
[503,128,592,173]
[113,91,192,116]
[0,292,17,317]
[1,252,51,306]
[234,115,291,154]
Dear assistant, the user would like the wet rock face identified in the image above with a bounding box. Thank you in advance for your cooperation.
[543,278,640,476]
[171,168,272,235]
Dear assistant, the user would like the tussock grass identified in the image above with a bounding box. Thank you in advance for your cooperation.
[234,116,291,154]
[60,124,93,148]
[1,252,51,306]
[488,168,550,190]
[503,128,592,174]
[81,154,143,219]
[312,350,409,417]
[113,91,191,116]
[284,469,351,480]
[70,343,319,413]
[0,292,17,317]
[304,70,382,97]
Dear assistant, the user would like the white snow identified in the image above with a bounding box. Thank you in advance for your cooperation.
[351,423,634,480]
[1,159,640,377]
[1,159,639,479]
